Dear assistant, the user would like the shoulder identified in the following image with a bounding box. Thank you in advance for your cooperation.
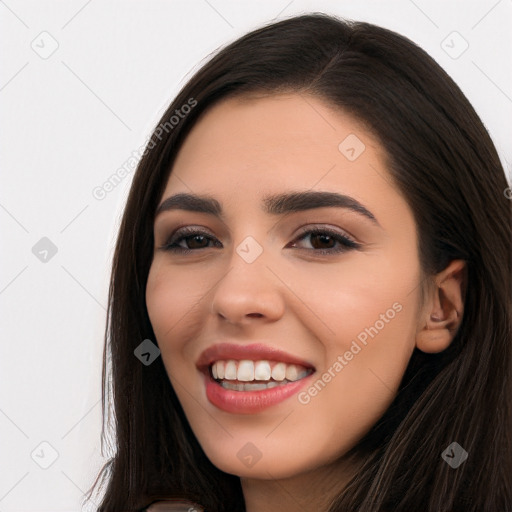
[144,500,204,512]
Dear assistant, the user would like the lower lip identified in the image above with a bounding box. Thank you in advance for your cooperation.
[204,371,314,414]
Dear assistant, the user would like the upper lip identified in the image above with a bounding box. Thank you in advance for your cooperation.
[196,343,315,371]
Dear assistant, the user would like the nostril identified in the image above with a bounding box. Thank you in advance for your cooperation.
[247,313,263,318]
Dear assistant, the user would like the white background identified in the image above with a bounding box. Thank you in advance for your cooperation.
[1,1,511,510]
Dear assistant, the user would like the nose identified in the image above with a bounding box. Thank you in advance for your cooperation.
[210,247,285,326]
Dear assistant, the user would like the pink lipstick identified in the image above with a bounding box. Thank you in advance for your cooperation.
[197,343,315,414]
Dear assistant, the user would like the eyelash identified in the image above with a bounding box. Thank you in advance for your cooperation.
[159,225,362,255]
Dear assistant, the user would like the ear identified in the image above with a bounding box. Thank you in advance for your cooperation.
[416,259,467,354]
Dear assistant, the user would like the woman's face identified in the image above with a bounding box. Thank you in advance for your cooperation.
[146,93,424,479]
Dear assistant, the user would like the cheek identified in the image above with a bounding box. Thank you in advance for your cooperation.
[288,252,420,439]
[145,261,204,362]
[290,309,416,471]
[286,249,420,356]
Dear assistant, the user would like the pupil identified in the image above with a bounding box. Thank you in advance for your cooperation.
[189,235,207,248]
[312,233,334,249]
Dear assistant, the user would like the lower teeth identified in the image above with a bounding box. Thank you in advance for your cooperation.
[218,380,290,391]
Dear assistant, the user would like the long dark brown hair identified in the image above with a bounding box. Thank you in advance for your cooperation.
[88,13,512,512]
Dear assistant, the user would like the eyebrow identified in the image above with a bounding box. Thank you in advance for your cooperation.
[155,191,380,225]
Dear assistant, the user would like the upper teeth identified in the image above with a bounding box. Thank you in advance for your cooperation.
[211,360,309,382]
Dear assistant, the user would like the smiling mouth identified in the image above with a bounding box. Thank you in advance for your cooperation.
[209,359,314,391]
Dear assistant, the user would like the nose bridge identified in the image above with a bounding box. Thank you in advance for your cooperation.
[210,232,284,322]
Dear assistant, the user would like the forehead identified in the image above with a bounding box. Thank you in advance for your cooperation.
[162,93,399,216]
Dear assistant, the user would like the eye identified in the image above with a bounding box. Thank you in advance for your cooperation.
[159,226,222,253]
[287,226,361,254]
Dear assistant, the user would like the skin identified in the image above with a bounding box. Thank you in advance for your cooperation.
[145,93,466,512]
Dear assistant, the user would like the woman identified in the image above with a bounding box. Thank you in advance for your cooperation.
[89,13,512,512]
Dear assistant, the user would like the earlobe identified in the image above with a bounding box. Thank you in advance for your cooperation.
[416,259,467,354]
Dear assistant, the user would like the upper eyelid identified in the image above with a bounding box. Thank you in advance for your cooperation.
[167,225,217,239]
[294,224,358,242]
[165,223,355,239]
